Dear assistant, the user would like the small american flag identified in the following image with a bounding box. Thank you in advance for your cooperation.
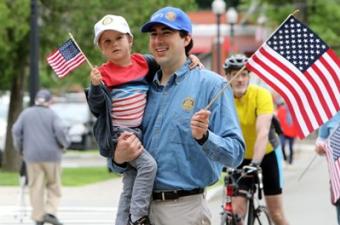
[47,39,86,78]
[246,15,340,138]
[325,124,340,203]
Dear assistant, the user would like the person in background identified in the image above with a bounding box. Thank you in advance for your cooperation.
[223,54,290,225]
[315,111,340,224]
[276,99,298,164]
[12,89,69,225]
[110,6,245,225]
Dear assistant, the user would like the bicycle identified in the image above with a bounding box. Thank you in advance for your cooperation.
[220,165,272,225]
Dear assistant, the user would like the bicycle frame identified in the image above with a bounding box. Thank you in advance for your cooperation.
[221,166,272,225]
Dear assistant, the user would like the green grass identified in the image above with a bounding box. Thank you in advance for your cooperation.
[0,167,119,187]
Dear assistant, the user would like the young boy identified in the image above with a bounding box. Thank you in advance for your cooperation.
[87,14,157,225]
[87,15,200,225]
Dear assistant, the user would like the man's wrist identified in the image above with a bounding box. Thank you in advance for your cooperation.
[195,131,209,145]
[250,160,261,167]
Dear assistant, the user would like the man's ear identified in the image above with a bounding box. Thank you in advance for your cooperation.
[184,35,192,47]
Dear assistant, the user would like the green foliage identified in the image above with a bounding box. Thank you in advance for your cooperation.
[0,0,197,92]
[38,0,197,92]
[0,0,30,90]
[308,0,340,51]
[258,0,340,54]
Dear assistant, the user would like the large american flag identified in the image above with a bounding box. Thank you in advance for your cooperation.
[325,124,340,203]
[246,15,340,138]
[47,39,86,78]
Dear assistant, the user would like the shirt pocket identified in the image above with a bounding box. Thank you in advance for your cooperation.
[168,112,196,147]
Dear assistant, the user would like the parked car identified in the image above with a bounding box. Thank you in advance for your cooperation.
[0,103,8,167]
[51,95,97,150]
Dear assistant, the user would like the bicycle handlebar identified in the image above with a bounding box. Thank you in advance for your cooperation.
[225,165,264,200]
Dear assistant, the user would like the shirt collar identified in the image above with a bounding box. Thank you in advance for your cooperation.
[152,59,191,87]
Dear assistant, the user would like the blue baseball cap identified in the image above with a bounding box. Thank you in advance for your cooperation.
[141,7,192,34]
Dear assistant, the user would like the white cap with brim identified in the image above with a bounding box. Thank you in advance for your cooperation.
[93,15,133,46]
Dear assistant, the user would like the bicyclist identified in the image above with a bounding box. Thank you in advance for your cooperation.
[223,54,290,225]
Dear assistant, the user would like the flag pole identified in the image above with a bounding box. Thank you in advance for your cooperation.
[291,9,300,17]
[297,153,318,181]
[68,32,94,70]
[204,65,246,110]
[204,9,300,110]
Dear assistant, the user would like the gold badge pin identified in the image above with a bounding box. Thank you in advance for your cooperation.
[102,17,113,25]
[182,97,195,111]
[165,11,176,21]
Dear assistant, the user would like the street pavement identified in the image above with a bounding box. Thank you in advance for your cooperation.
[209,141,337,225]
[0,140,337,225]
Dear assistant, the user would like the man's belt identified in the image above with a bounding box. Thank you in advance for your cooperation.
[152,188,204,201]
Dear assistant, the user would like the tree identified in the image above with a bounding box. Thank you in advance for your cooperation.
[0,1,30,171]
[0,0,197,171]
[260,0,340,53]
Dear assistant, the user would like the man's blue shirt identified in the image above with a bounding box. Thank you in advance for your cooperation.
[141,60,244,190]
[318,112,340,139]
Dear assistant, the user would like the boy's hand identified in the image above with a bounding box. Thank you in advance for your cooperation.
[191,109,210,140]
[189,54,204,69]
[90,67,102,86]
[114,132,143,164]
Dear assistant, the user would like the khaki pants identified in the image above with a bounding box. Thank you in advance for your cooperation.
[26,162,62,221]
[150,193,212,225]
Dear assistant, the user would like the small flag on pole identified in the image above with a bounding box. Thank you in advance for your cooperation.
[325,124,340,203]
[47,39,86,78]
[246,15,340,138]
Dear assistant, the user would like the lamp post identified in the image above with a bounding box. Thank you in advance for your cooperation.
[29,0,40,106]
[226,7,238,55]
[212,0,226,75]
[256,13,268,42]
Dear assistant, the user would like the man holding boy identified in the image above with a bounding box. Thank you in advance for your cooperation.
[112,7,245,225]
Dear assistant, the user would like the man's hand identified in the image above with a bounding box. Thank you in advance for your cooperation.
[114,132,143,164]
[191,109,210,140]
[315,143,326,156]
[90,67,102,86]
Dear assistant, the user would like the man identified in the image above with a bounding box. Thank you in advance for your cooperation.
[315,111,340,224]
[223,54,290,225]
[110,6,245,225]
[12,89,69,225]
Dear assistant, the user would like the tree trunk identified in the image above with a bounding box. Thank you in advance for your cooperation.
[2,69,25,172]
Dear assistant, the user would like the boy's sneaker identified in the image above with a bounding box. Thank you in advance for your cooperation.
[129,215,152,225]
[43,214,63,225]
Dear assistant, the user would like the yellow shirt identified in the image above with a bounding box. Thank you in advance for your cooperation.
[234,84,274,159]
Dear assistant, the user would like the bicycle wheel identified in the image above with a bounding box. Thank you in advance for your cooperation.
[221,212,239,225]
[253,206,272,225]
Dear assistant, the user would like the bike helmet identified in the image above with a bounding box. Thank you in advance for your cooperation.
[223,54,248,70]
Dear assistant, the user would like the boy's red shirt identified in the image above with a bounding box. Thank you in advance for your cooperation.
[98,53,149,87]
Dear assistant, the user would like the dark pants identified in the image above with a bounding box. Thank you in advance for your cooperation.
[279,135,295,164]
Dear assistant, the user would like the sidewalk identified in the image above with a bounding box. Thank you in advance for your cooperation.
[0,152,119,225]
[0,179,122,225]
[0,140,319,225]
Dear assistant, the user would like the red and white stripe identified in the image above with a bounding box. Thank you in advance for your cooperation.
[112,93,147,128]
[247,44,340,138]
[47,50,85,78]
[325,143,340,203]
